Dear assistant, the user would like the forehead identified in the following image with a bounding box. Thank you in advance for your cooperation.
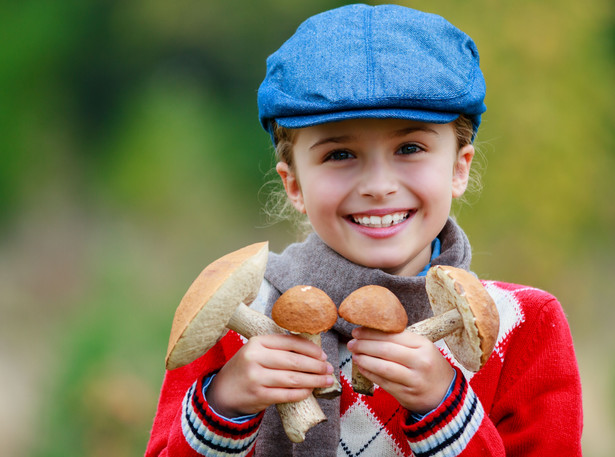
[294,118,456,148]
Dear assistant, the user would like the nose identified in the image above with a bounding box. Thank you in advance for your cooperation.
[357,157,398,199]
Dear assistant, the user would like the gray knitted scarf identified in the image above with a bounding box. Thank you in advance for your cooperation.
[255,218,472,456]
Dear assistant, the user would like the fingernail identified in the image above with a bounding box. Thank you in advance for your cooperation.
[347,339,356,350]
[321,351,328,361]
[326,363,334,374]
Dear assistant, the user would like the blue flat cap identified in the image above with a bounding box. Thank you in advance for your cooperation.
[258,4,486,140]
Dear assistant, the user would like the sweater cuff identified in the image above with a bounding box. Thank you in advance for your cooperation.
[181,372,263,456]
[202,374,259,424]
[402,366,484,457]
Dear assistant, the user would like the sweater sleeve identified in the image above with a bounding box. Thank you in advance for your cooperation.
[484,294,583,455]
[144,332,264,457]
[402,290,583,456]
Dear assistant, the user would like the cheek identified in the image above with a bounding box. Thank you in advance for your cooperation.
[405,163,454,198]
[300,172,348,216]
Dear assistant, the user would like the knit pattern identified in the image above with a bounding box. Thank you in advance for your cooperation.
[181,375,261,456]
[403,369,484,456]
[338,345,407,455]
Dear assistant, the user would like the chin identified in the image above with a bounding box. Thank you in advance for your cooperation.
[349,245,428,276]
[355,255,408,273]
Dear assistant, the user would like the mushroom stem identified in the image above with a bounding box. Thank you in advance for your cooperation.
[295,332,342,399]
[227,302,287,337]
[276,395,326,443]
[227,303,327,443]
[270,285,342,401]
[351,364,374,396]
[406,308,463,342]
[299,332,321,346]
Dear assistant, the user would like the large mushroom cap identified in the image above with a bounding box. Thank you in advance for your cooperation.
[272,285,337,334]
[426,265,499,371]
[339,285,408,333]
[166,242,268,370]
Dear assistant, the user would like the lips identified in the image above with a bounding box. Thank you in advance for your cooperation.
[351,211,411,228]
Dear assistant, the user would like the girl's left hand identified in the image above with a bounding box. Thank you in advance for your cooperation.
[347,327,455,415]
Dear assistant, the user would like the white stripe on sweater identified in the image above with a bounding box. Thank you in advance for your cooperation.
[408,386,484,457]
[181,383,257,456]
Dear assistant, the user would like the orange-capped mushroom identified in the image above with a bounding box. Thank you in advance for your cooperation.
[272,285,341,398]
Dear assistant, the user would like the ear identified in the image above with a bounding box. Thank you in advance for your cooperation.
[276,162,306,214]
[452,144,475,198]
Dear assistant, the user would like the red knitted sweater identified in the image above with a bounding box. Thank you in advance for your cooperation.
[145,281,583,456]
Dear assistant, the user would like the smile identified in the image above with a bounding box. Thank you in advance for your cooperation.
[351,211,410,228]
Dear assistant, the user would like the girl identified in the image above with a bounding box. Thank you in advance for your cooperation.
[145,4,582,456]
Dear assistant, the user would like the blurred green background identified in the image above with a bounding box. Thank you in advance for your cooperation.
[1,0,613,456]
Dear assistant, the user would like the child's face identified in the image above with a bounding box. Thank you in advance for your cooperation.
[276,118,474,276]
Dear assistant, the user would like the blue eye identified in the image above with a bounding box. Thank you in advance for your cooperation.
[398,144,422,155]
[325,149,354,161]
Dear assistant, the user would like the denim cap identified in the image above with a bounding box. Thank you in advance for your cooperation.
[258,4,486,142]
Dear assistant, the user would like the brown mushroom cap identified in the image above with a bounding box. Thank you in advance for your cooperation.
[426,265,499,371]
[339,285,408,333]
[165,242,268,370]
[272,285,338,334]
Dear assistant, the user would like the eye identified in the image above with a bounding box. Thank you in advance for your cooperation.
[324,149,355,162]
[397,143,423,155]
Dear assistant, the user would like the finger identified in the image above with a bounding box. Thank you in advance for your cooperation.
[353,363,398,393]
[257,387,315,406]
[257,334,328,360]
[262,370,336,391]
[242,333,334,367]
[352,327,427,347]
[348,338,412,366]
[352,352,410,386]
[244,344,332,375]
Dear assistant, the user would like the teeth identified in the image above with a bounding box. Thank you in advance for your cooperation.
[353,212,409,228]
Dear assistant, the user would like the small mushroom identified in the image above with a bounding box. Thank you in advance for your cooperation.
[417,265,499,372]
[338,285,408,395]
[272,285,342,398]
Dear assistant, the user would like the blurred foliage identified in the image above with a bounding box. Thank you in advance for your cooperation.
[0,1,613,456]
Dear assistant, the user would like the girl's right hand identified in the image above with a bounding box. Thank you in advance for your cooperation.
[206,334,335,418]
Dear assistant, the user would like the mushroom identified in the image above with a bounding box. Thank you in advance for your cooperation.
[339,266,500,396]
[165,242,326,443]
[272,285,342,398]
[414,265,499,372]
[338,285,408,395]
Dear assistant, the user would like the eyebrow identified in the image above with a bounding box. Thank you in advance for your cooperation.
[389,126,440,138]
[309,135,355,150]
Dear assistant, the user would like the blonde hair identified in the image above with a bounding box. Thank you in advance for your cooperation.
[263,116,483,230]
[272,122,298,168]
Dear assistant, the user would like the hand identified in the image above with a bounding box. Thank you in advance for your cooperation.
[207,334,335,418]
[348,327,455,415]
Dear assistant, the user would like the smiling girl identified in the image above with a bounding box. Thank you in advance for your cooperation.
[146,5,582,457]
[276,117,474,276]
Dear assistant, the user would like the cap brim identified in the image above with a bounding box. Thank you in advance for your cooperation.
[275,108,459,129]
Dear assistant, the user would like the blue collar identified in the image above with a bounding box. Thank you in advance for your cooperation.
[417,238,441,277]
